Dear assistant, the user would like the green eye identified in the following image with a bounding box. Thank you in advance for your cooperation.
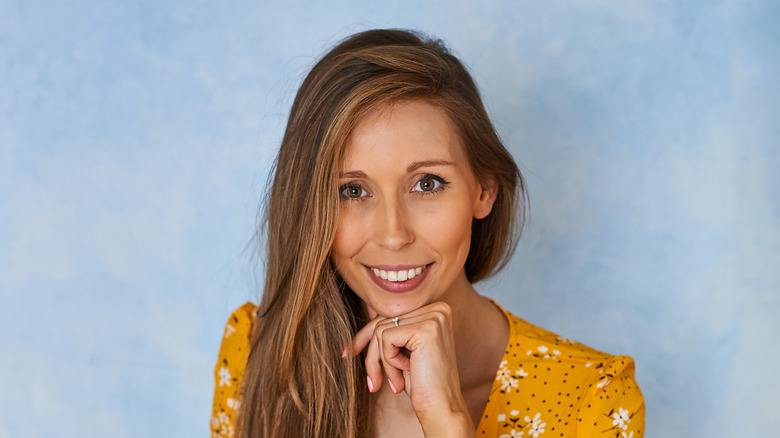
[419,177,436,191]
[411,174,448,194]
[340,184,366,199]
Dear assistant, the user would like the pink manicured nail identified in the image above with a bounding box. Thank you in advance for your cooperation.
[388,379,398,394]
[341,348,347,358]
[367,376,374,392]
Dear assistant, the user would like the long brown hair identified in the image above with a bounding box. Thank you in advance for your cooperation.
[239,29,527,437]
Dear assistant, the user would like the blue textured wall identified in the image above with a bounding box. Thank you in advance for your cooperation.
[1,1,778,436]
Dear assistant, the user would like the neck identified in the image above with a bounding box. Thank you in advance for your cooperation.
[439,271,509,389]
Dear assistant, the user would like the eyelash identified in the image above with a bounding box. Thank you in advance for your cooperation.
[412,174,450,195]
[339,174,450,201]
[339,183,370,201]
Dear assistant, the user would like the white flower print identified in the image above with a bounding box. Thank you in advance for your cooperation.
[621,432,634,438]
[496,361,512,381]
[224,323,236,338]
[516,368,528,377]
[501,376,519,391]
[217,411,229,424]
[212,412,235,438]
[524,413,546,437]
[218,366,232,387]
[498,410,526,435]
[597,377,611,388]
[226,398,240,410]
[612,407,631,430]
[529,345,560,360]
[220,424,235,437]
[497,360,521,391]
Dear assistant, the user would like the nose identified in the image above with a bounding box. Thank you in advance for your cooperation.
[374,196,414,251]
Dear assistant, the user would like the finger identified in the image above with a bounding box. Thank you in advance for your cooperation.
[344,316,383,357]
[347,301,449,356]
[379,326,413,372]
[388,301,452,324]
[375,311,447,359]
[376,324,406,393]
[366,303,378,319]
[364,329,384,392]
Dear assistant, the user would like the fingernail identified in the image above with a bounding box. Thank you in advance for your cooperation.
[367,376,374,392]
[341,348,347,358]
[388,379,398,394]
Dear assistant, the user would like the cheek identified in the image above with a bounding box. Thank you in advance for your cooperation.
[423,200,474,260]
[331,209,365,266]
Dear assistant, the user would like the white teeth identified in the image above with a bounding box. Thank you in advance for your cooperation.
[370,265,426,282]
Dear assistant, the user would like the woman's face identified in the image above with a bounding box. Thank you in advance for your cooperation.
[332,100,496,318]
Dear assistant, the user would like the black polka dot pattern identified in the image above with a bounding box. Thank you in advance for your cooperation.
[210,302,646,437]
[476,303,645,437]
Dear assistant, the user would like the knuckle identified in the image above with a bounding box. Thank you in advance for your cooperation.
[421,318,440,336]
[373,323,385,339]
[432,301,451,316]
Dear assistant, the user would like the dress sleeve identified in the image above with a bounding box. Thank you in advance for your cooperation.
[575,355,645,438]
[210,302,256,438]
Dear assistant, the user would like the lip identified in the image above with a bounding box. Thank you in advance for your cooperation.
[363,263,432,293]
[365,263,427,271]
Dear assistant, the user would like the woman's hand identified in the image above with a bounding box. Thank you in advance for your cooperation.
[344,301,475,437]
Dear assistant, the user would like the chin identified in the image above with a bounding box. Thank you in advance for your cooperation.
[367,293,434,318]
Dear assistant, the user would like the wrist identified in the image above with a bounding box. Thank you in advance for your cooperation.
[418,410,475,438]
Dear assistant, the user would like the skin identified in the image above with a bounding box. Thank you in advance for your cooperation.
[333,100,510,437]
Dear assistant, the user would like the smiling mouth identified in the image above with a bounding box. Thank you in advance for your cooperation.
[363,263,432,293]
[370,266,425,282]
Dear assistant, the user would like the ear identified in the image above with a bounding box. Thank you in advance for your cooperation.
[473,178,498,220]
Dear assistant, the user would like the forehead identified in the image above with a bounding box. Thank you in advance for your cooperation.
[341,100,466,169]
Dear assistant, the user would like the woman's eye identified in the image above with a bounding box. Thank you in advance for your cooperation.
[340,184,368,200]
[418,177,437,191]
[412,174,448,193]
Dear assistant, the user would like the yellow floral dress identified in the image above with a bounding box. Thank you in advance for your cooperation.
[211,302,645,437]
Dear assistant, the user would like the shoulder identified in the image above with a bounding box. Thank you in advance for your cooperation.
[210,302,258,437]
[216,302,257,383]
[478,304,645,437]
[503,309,614,363]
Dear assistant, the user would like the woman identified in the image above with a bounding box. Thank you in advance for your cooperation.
[211,29,644,438]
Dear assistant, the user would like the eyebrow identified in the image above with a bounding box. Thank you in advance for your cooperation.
[407,160,455,172]
[339,160,455,179]
[340,170,368,179]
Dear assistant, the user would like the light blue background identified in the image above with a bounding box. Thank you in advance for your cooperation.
[2,1,778,437]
